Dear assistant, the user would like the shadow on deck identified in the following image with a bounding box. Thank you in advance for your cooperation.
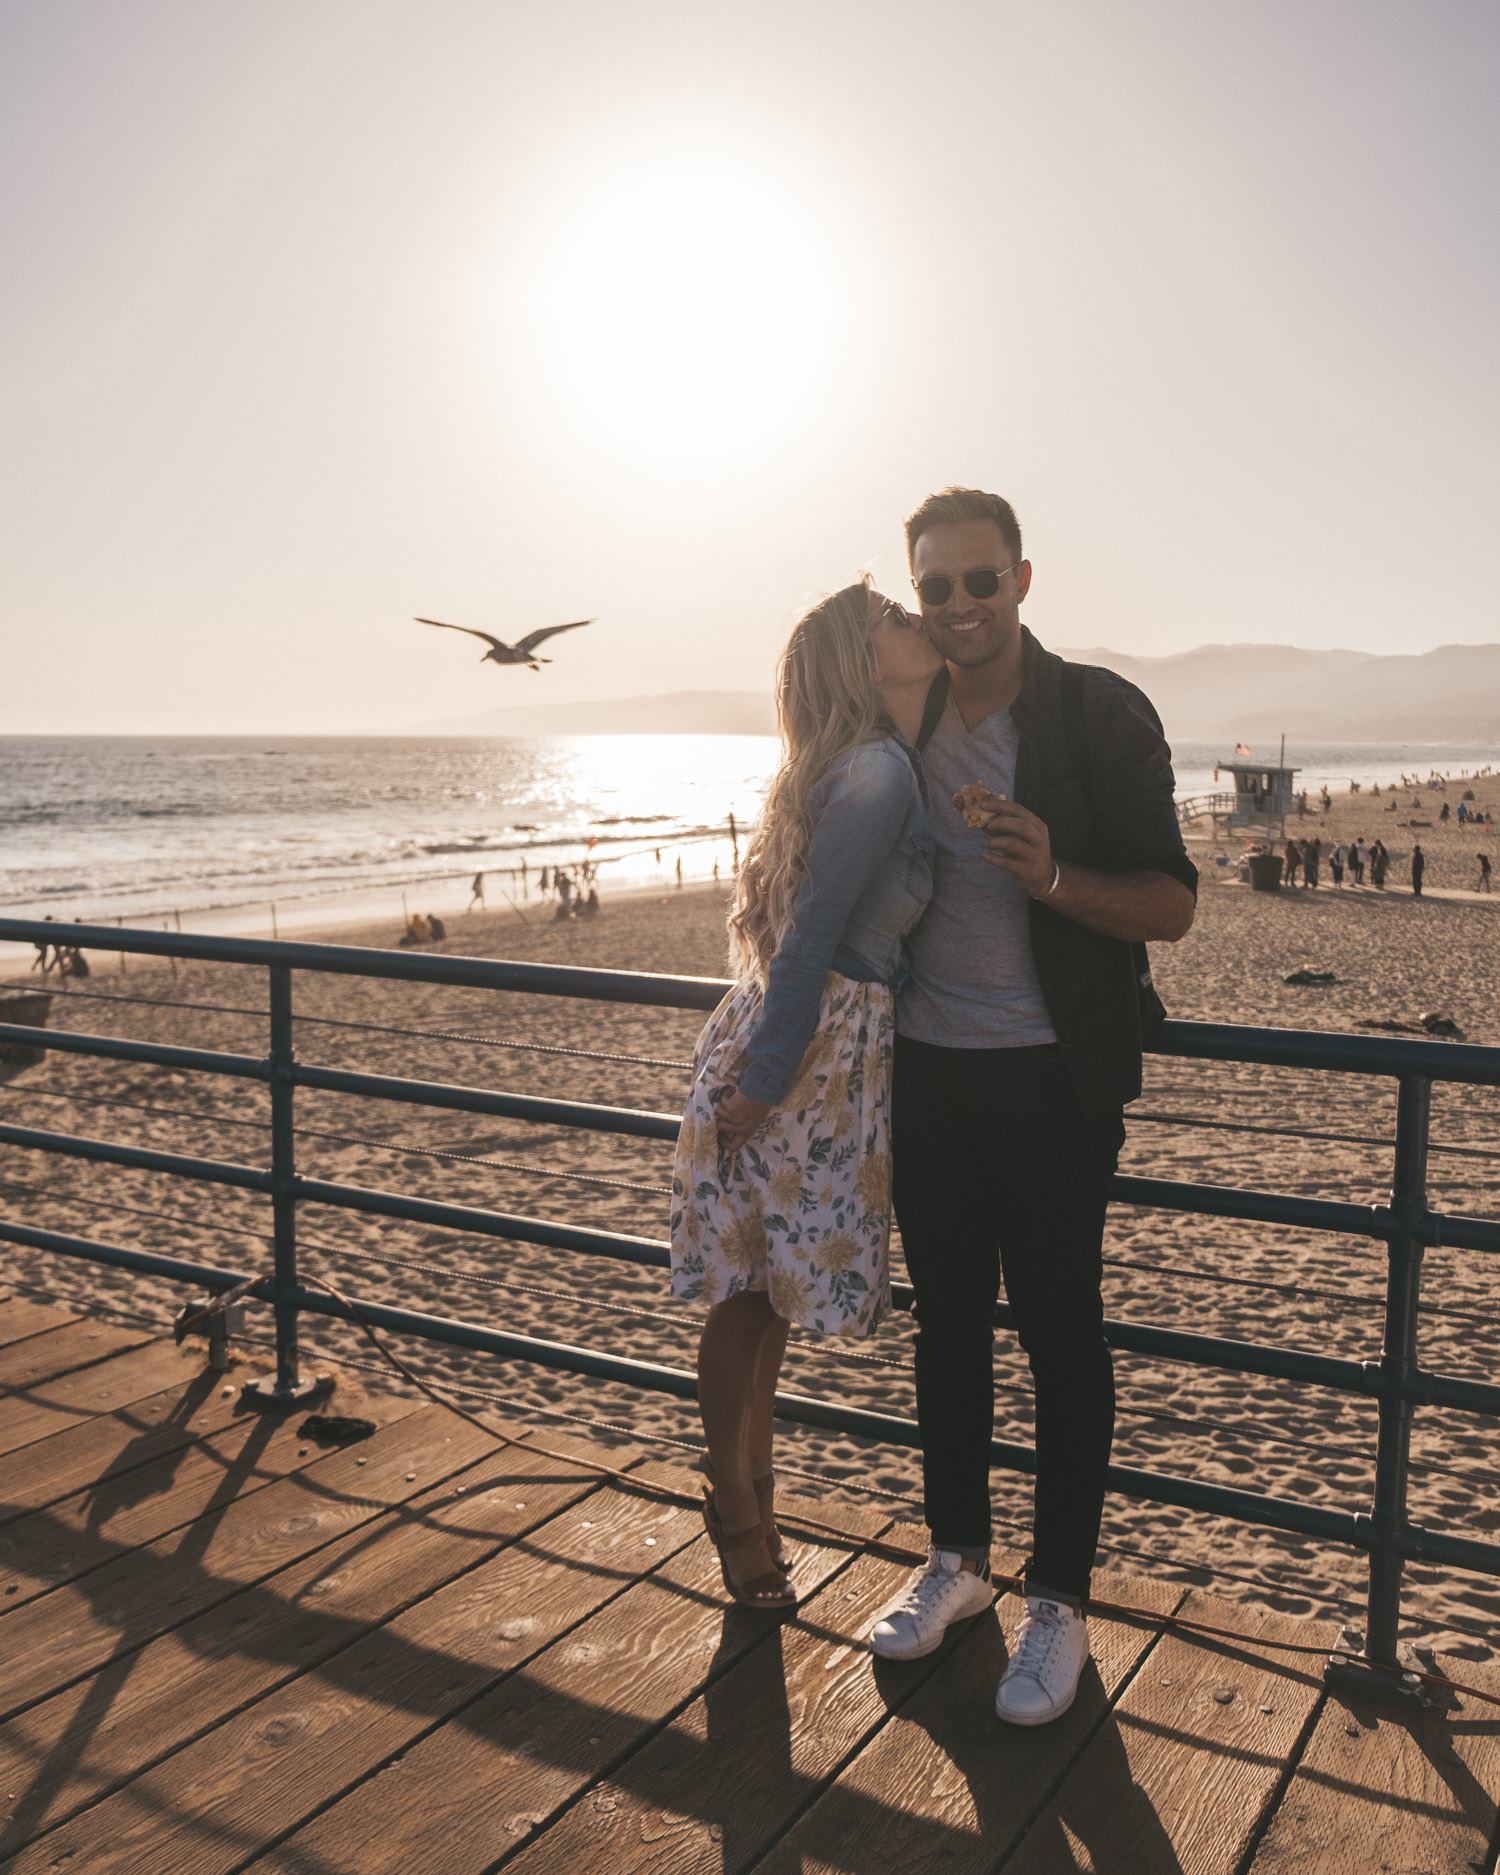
[0,1291,1497,1874]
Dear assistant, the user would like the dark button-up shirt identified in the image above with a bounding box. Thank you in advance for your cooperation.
[916,628,1197,1115]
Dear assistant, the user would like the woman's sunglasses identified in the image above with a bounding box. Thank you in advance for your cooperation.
[915,564,1016,608]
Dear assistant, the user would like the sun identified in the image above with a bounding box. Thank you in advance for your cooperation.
[531,163,838,461]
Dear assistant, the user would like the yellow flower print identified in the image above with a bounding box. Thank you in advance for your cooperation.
[676,1116,701,1167]
[820,1233,859,1275]
[722,1206,768,1272]
[768,1163,804,1212]
[821,1067,851,1112]
[856,1152,890,1213]
[770,1268,811,1320]
[786,1031,837,1108]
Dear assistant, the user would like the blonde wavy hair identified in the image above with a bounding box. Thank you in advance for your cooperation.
[729,577,892,980]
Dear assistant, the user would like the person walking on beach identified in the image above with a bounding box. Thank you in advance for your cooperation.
[29,915,56,975]
[1370,838,1389,888]
[1284,838,1301,887]
[1411,843,1426,897]
[1478,854,1492,893]
[468,871,485,912]
[864,489,1197,1727]
[1304,837,1321,889]
[669,579,942,1609]
[1351,839,1368,886]
[1330,842,1346,887]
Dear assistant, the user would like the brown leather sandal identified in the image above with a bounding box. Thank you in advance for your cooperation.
[753,1470,790,1573]
[701,1471,796,1609]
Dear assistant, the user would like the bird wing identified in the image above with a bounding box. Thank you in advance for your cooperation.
[515,619,595,654]
[415,617,509,653]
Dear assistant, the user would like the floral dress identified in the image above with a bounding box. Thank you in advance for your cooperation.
[669,971,894,1338]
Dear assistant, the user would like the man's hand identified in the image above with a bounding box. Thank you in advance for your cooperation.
[975,793,1055,897]
[716,1087,774,1158]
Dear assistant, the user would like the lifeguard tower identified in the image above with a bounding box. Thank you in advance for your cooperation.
[1215,753,1300,835]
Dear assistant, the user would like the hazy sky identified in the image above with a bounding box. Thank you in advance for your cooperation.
[3,0,1497,733]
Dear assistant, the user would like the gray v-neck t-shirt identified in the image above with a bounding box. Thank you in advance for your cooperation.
[897,697,1057,1049]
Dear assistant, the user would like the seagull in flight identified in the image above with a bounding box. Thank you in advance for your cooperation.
[415,616,595,671]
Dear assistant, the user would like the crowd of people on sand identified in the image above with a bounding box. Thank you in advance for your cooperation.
[1235,832,1493,897]
[1226,764,1496,901]
[539,861,603,923]
[467,860,608,926]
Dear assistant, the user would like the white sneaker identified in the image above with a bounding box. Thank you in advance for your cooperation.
[994,1593,1090,1725]
[868,1549,994,1660]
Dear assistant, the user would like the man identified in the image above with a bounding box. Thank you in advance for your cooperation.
[867,488,1196,1725]
[1411,843,1425,898]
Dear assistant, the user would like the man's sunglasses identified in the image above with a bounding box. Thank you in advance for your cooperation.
[915,564,1016,608]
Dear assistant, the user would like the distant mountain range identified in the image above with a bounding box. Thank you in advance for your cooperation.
[403,642,1500,743]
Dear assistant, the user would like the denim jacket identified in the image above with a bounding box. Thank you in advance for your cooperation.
[738,735,932,1105]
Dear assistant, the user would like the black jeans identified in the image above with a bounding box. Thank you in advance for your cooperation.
[892,1037,1124,1602]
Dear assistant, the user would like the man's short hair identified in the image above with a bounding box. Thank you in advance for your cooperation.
[905,488,1023,567]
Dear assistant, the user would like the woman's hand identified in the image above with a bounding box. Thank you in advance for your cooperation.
[716,1087,773,1158]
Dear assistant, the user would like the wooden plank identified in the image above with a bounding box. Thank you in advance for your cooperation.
[254,1469,894,1875]
[0,1369,418,1610]
[0,1297,79,1347]
[0,1403,498,1722]
[0,1357,386,1524]
[0,1318,151,1394]
[0,1434,613,1856]
[757,1563,1186,1875]
[499,1524,942,1875]
[1001,1591,1340,1875]
[16,1461,712,1874]
[1245,1653,1500,1875]
[0,1337,220,1460]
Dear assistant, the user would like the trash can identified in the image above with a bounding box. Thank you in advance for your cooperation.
[1248,854,1284,893]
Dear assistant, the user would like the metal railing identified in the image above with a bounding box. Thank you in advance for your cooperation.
[3,916,1500,1687]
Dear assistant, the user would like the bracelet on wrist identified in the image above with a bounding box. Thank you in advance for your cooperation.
[1039,859,1062,900]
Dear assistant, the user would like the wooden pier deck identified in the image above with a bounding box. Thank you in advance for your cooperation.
[1,1293,1498,1874]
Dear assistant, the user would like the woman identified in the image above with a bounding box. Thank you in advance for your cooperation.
[669,578,942,1607]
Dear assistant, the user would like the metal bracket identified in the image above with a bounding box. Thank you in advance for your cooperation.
[174,1292,249,1374]
[240,1372,335,1410]
[1324,1630,1453,1711]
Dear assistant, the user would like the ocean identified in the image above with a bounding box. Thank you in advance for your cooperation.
[2,733,1496,951]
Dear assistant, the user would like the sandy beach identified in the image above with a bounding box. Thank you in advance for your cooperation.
[4,799,1499,1664]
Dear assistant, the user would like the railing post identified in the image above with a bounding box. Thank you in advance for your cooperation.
[1332,1072,1431,1696]
[243,962,327,1406]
